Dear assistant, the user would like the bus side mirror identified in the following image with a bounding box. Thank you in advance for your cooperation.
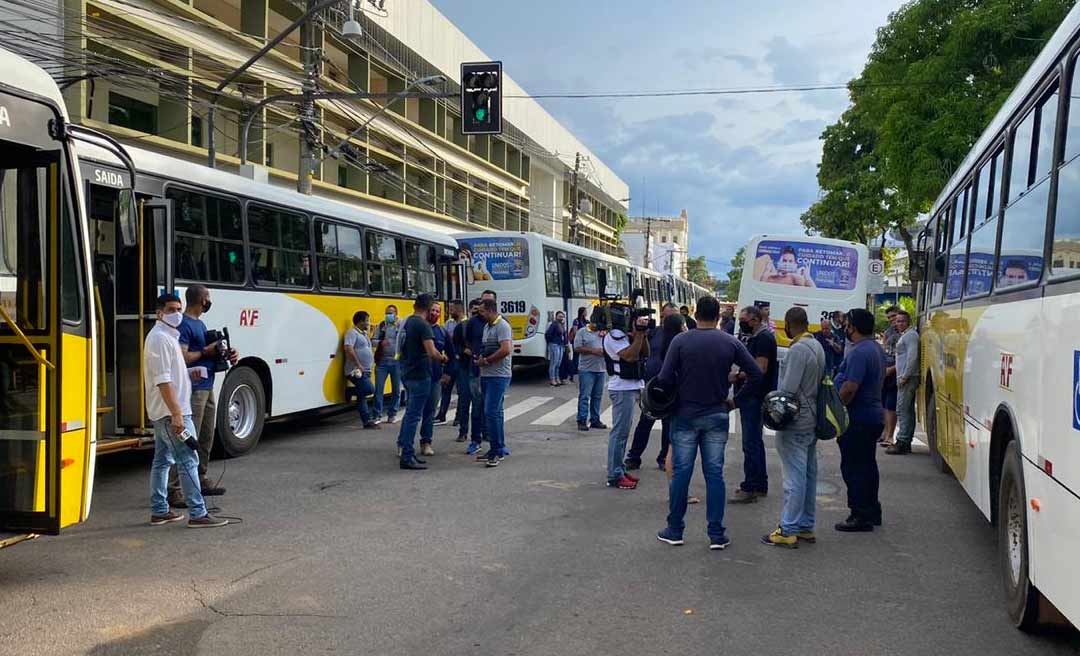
[117,189,138,248]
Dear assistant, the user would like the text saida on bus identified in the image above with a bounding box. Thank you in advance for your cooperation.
[0,47,135,547]
[736,234,869,352]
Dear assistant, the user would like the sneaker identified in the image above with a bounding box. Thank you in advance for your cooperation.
[607,475,638,490]
[761,527,799,548]
[834,517,874,532]
[420,443,435,457]
[624,459,641,471]
[150,511,184,526]
[590,421,608,430]
[400,459,428,470]
[795,530,817,543]
[729,489,763,504]
[709,536,732,551]
[373,417,384,425]
[455,433,468,443]
[452,418,460,427]
[886,442,912,455]
[577,422,589,432]
[623,472,639,483]
[485,455,500,468]
[477,450,496,462]
[363,422,381,429]
[656,527,684,546]
[187,514,229,528]
[433,418,448,427]
[466,442,482,456]
[387,415,399,424]
[498,447,511,457]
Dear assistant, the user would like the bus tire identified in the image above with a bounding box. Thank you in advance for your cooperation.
[998,441,1043,632]
[217,367,266,457]
[925,387,947,474]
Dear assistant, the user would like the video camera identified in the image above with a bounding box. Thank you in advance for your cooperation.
[204,327,233,373]
[589,288,655,334]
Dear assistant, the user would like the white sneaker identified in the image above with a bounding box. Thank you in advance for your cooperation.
[420,443,435,456]
[373,417,384,425]
[387,415,400,424]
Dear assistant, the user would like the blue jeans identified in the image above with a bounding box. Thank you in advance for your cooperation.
[576,370,605,425]
[397,377,432,462]
[482,376,511,455]
[606,389,639,481]
[346,372,375,424]
[455,365,472,436]
[776,429,817,534]
[423,379,441,444]
[437,371,455,420]
[667,412,730,540]
[738,397,768,493]
[547,343,565,381]
[374,361,402,419]
[150,416,207,518]
[470,369,486,444]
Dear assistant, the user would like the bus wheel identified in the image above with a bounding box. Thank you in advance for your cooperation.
[926,389,947,473]
[217,367,266,457]
[999,441,1043,632]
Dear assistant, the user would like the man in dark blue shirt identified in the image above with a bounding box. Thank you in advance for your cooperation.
[168,284,237,508]
[833,307,886,532]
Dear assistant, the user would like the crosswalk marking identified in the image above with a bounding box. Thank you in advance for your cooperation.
[599,405,613,427]
[533,399,581,425]
[503,396,554,421]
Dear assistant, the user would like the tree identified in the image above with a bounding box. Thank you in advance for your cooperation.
[803,0,1073,264]
[685,255,714,287]
[724,247,745,301]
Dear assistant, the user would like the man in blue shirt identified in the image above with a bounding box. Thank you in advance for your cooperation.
[833,308,886,532]
[420,303,455,456]
[167,284,237,508]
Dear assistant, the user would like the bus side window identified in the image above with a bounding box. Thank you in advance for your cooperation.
[1051,59,1080,278]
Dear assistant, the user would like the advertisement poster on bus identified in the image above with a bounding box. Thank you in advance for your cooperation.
[960,251,1043,294]
[459,237,529,282]
[752,239,858,291]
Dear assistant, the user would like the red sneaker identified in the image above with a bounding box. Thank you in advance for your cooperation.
[607,475,638,490]
[623,473,640,483]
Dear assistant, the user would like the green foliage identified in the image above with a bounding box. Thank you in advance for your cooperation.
[614,212,628,235]
[685,255,714,286]
[803,0,1073,263]
[873,297,917,334]
[724,247,745,301]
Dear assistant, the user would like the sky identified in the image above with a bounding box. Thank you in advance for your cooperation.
[429,0,907,278]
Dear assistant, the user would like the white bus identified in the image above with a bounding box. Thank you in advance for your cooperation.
[76,142,462,457]
[736,234,869,348]
[915,3,1080,631]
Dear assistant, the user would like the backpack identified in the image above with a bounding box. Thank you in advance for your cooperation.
[815,372,849,441]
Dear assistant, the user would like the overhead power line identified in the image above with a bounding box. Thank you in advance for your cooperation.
[505,80,949,100]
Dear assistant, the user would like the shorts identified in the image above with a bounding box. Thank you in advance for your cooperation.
[882,374,897,412]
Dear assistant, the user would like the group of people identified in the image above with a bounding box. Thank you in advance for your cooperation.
[143,285,238,528]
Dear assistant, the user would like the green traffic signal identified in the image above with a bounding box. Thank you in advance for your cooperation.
[474,107,488,122]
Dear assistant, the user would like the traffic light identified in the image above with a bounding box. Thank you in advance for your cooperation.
[460,61,502,135]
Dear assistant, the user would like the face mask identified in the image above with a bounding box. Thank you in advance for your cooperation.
[777,259,798,274]
[739,320,752,333]
[161,311,183,329]
[202,299,212,313]
[385,313,396,323]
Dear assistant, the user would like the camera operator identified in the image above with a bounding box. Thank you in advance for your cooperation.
[603,306,651,490]
[167,284,237,509]
[625,302,678,468]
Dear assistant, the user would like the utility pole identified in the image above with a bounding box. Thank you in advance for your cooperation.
[569,152,581,245]
[297,0,322,194]
[643,215,653,269]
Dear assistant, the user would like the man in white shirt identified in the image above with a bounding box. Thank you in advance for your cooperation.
[144,293,227,528]
[603,310,650,490]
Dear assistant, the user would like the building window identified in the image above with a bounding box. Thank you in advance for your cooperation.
[338,165,348,188]
[108,93,157,134]
[191,116,204,148]
[266,143,275,168]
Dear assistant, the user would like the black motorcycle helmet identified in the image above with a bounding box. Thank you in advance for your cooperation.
[640,377,678,420]
[762,390,800,431]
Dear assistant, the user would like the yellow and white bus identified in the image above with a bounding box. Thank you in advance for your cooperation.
[915,3,1080,631]
[76,142,462,457]
[0,48,134,546]
[737,234,869,348]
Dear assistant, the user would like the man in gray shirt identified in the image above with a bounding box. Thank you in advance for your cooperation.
[476,298,513,467]
[373,304,402,423]
[763,307,825,548]
[344,310,378,429]
[572,316,607,430]
[888,310,920,455]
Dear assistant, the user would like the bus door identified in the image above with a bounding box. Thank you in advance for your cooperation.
[0,123,89,537]
[86,179,172,444]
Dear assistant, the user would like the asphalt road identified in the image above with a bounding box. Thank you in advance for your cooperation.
[2,367,1078,656]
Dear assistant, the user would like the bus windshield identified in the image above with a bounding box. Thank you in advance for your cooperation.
[751,238,861,291]
[459,236,530,281]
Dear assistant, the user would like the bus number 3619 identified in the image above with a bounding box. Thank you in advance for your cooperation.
[500,300,527,314]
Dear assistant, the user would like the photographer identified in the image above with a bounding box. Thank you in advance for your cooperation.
[603,306,651,490]
[625,302,678,467]
[167,285,237,509]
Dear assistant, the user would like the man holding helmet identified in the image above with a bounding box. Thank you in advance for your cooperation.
[760,307,825,548]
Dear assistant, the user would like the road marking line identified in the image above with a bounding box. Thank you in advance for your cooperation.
[504,396,554,421]
[532,399,581,425]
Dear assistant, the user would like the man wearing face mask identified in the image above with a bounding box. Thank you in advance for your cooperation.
[374,304,403,424]
[145,293,228,528]
[167,284,237,509]
[730,305,777,503]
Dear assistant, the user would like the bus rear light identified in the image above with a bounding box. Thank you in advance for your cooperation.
[1030,498,1042,512]
[1044,459,1053,476]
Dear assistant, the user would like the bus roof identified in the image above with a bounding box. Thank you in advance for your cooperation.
[0,47,69,117]
[930,3,1080,217]
[453,230,635,268]
[76,141,458,248]
[745,234,867,251]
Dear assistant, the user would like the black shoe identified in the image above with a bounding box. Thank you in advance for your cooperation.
[834,518,874,532]
[200,485,226,496]
[452,419,460,427]
[886,442,911,455]
[624,459,641,471]
[590,421,608,430]
[412,456,427,465]
[577,422,589,432]
[485,456,500,468]
[400,459,428,470]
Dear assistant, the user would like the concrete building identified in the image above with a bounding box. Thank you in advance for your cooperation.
[8,0,627,251]
[620,210,690,275]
